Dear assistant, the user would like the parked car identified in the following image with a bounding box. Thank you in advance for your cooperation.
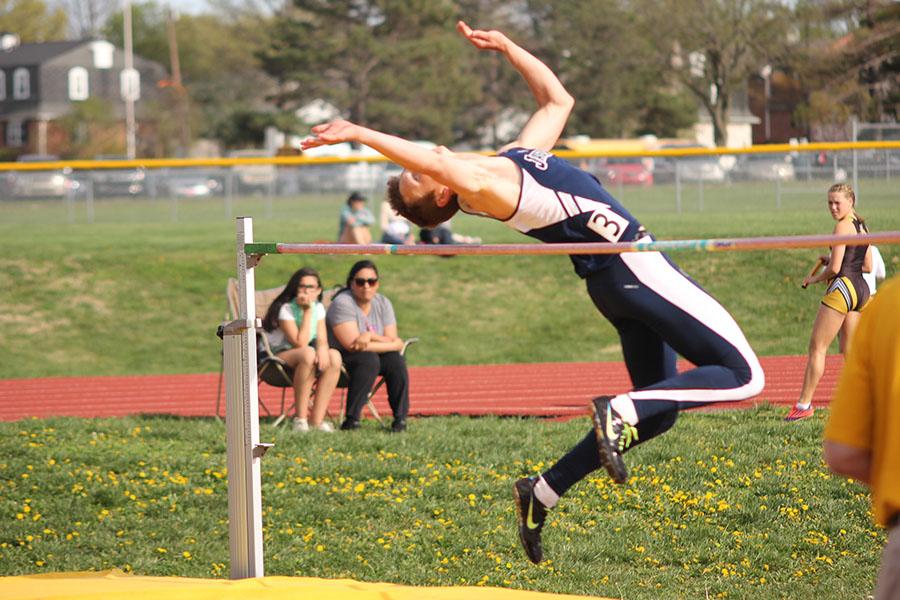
[164,170,222,198]
[4,154,79,199]
[791,151,847,182]
[732,153,795,181]
[227,149,276,195]
[89,155,146,197]
[655,146,728,183]
[598,157,654,186]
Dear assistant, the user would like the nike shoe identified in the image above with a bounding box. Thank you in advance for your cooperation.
[591,396,638,484]
[784,406,814,421]
[513,477,547,564]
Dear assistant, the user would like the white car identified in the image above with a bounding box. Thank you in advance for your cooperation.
[6,154,79,199]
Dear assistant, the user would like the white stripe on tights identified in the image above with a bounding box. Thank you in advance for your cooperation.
[620,249,765,403]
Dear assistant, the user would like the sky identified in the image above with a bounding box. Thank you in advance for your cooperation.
[157,0,211,16]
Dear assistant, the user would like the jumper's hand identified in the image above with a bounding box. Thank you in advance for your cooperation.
[456,21,509,53]
[301,119,359,150]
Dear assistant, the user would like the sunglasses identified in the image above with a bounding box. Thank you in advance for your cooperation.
[353,277,379,287]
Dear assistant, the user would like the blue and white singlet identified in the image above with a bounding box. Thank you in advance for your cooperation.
[462,148,644,278]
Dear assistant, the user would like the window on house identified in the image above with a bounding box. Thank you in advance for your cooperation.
[6,120,24,146]
[91,41,114,69]
[68,67,89,101]
[13,68,30,99]
[0,71,6,101]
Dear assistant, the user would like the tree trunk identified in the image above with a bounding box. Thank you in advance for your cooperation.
[711,87,730,147]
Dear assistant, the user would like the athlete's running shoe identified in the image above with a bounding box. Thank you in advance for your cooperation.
[784,406,814,421]
[513,477,547,564]
[591,396,638,484]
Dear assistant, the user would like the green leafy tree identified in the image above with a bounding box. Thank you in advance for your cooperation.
[637,90,698,138]
[258,0,480,145]
[791,0,898,138]
[208,107,302,148]
[56,97,123,158]
[0,0,68,41]
[524,0,675,138]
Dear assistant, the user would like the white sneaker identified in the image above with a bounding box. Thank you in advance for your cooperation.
[292,418,309,432]
[315,422,334,432]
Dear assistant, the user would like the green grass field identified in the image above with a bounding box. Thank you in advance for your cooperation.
[0,409,882,598]
[0,177,897,597]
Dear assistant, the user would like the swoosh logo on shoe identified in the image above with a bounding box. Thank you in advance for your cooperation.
[525,496,540,530]
[605,404,616,442]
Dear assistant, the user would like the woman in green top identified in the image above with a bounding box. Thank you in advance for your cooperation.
[261,267,343,432]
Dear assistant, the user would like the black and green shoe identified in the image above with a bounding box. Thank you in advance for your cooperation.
[513,477,547,564]
[591,395,638,484]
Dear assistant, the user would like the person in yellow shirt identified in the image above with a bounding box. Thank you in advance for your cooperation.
[824,275,900,599]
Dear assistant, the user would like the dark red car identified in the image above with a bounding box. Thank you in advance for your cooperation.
[601,157,654,186]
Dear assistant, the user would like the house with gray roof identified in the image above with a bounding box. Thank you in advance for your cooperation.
[0,34,166,156]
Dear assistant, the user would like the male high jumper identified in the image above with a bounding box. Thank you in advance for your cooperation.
[302,21,764,564]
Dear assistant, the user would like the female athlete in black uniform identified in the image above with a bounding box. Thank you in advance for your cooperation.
[301,21,764,563]
[787,183,872,421]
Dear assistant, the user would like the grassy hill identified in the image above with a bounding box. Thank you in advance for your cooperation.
[1,178,897,379]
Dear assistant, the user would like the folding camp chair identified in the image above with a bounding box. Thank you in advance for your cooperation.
[216,278,292,422]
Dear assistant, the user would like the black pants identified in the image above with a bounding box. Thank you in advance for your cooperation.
[542,251,762,497]
[340,350,409,423]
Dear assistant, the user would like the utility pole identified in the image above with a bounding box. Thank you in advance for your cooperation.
[760,64,772,142]
[166,7,191,156]
[122,0,137,159]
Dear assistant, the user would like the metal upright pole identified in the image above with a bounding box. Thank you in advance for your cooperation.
[775,175,781,210]
[222,216,268,579]
[698,176,704,212]
[675,162,682,214]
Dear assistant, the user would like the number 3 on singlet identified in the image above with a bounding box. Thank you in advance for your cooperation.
[557,191,630,243]
[586,202,629,243]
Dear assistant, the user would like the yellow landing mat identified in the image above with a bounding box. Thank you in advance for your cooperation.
[2,569,611,600]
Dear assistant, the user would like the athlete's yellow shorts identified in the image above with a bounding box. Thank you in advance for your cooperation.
[822,276,869,314]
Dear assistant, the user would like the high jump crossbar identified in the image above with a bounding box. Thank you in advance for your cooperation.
[224,216,898,580]
[245,231,900,258]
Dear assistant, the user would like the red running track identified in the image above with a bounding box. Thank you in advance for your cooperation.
[0,355,842,422]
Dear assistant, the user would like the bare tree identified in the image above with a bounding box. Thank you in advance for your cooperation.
[54,0,117,38]
[637,0,792,146]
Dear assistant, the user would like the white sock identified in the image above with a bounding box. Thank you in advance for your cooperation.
[796,402,811,410]
[610,393,639,425]
[533,476,559,509]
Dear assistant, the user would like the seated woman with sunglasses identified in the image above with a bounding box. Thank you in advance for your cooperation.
[326,260,410,432]
[260,267,343,432]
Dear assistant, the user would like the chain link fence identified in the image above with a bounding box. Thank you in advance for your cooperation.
[0,144,897,226]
